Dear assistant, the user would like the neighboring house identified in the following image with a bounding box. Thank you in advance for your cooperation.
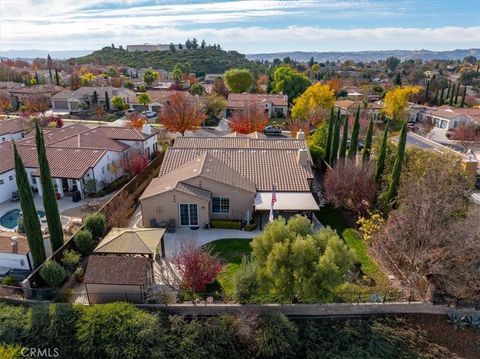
[83,255,154,304]
[407,102,426,122]
[423,108,469,131]
[8,85,63,108]
[127,44,178,52]
[226,93,288,118]
[204,74,223,85]
[335,99,359,118]
[346,88,363,100]
[335,100,383,122]
[0,233,52,273]
[140,135,318,229]
[130,91,196,113]
[0,119,31,143]
[438,106,480,124]
[51,86,136,111]
[94,228,166,259]
[0,124,158,203]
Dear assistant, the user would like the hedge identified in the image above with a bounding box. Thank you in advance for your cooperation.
[211,220,242,230]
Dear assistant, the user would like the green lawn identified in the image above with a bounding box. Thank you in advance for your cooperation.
[206,238,253,296]
[316,205,389,289]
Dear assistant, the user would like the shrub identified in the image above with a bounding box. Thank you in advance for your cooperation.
[61,249,81,272]
[211,220,242,230]
[1,275,18,286]
[0,304,29,343]
[84,213,106,237]
[40,260,68,288]
[245,221,257,231]
[74,230,94,256]
[0,344,22,359]
[255,314,299,358]
[233,258,259,303]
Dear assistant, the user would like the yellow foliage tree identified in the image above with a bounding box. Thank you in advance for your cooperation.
[291,83,335,124]
[383,86,420,121]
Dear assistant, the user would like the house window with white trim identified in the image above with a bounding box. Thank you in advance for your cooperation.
[212,197,229,213]
[8,175,14,181]
[0,179,4,185]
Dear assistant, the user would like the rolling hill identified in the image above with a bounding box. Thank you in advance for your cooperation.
[68,46,266,74]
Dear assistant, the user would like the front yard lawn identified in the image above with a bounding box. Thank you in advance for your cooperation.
[316,205,389,289]
[206,238,253,296]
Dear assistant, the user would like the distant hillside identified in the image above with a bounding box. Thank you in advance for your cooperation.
[68,47,266,74]
[247,49,480,63]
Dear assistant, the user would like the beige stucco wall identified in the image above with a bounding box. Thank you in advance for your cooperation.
[182,177,255,221]
[85,283,144,303]
[141,190,210,228]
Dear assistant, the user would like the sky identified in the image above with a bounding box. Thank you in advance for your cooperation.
[0,0,479,53]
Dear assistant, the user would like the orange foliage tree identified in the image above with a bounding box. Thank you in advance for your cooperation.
[158,92,205,136]
[22,95,49,115]
[288,119,310,138]
[125,113,146,129]
[0,95,13,118]
[327,78,342,94]
[229,103,269,134]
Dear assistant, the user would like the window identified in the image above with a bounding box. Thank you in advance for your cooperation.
[8,175,13,181]
[1,137,5,142]
[212,197,229,213]
[179,204,198,226]
[0,179,4,185]
[32,177,37,184]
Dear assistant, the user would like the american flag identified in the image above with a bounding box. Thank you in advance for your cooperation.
[269,184,277,222]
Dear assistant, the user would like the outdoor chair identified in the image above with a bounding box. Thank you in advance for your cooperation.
[166,219,176,233]
[11,192,19,201]
[150,219,158,228]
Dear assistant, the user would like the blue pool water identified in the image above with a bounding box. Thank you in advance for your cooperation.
[0,209,46,230]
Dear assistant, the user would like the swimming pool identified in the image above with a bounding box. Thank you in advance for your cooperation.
[0,209,46,230]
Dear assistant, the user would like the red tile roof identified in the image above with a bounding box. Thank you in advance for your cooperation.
[0,119,32,137]
[227,93,288,108]
[0,233,29,255]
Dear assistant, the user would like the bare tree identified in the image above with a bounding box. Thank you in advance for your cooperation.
[372,154,480,300]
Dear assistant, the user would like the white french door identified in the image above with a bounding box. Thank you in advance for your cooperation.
[179,204,198,226]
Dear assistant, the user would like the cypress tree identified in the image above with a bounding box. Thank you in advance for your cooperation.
[375,122,389,183]
[454,83,460,105]
[93,91,98,107]
[14,144,46,267]
[348,107,360,159]
[460,85,467,107]
[36,123,63,251]
[34,72,39,84]
[425,80,430,101]
[54,69,60,86]
[449,83,455,106]
[362,118,373,165]
[338,115,349,160]
[330,113,341,166]
[324,108,335,165]
[386,121,407,208]
[104,91,110,111]
[394,72,401,86]
[433,88,439,105]
[439,86,445,105]
[446,83,451,99]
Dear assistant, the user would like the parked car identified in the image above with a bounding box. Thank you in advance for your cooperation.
[263,125,282,136]
[346,139,365,151]
[142,111,157,118]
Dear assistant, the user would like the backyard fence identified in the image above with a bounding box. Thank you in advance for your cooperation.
[20,151,165,293]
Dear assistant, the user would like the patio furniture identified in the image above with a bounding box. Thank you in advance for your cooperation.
[166,219,176,233]
[150,219,158,228]
[158,221,168,228]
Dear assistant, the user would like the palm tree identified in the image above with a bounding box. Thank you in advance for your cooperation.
[137,93,151,114]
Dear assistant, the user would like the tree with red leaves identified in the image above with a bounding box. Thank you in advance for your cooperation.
[158,92,205,136]
[324,159,377,215]
[229,103,269,134]
[288,119,310,138]
[171,243,224,294]
[125,112,146,129]
[43,115,63,128]
[22,95,49,115]
[449,123,480,151]
[0,95,13,118]
[122,150,149,176]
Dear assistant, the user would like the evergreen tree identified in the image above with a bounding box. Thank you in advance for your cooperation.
[362,118,373,165]
[394,72,401,86]
[47,54,53,83]
[338,115,349,160]
[330,111,341,166]
[454,83,460,104]
[36,123,63,251]
[104,91,110,111]
[347,107,360,159]
[424,80,430,101]
[93,91,98,107]
[460,85,467,107]
[54,69,60,86]
[386,121,407,208]
[324,108,335,165]
[35,72,39,84]
[375,122,389,183]
[433,87,439,105]
[449,83,455,106]
[14,144,46,267]
[446,83,451,99]
[439,86,445,105]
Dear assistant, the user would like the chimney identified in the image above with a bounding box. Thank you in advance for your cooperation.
[296,131,305,140]
[297,148,309,166]
[142,124,152,135]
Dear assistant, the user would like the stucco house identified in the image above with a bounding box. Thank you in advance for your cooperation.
[83,255,154,304]
[140,134,319,229]
[0,233,52,273]
[0,124,158,203]
[51,86,136,112]
[0,119,31,143]
[423,108,469,131]
[226,93,289,118]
